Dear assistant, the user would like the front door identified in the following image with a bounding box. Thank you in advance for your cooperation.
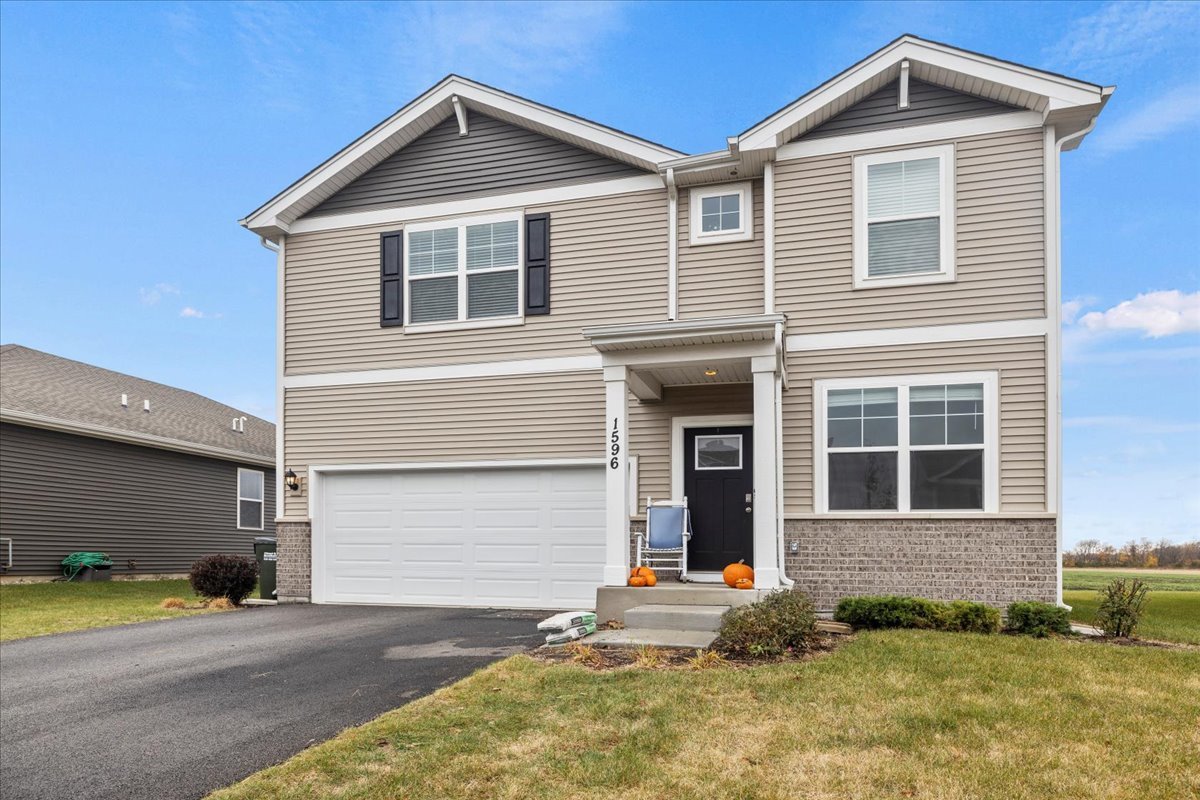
[683,426,754,571]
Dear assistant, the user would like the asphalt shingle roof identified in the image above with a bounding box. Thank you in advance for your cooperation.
[0,345,273,463]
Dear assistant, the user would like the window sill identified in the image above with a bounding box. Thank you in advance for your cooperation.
[403,316,524,334]
[805,510,1011,519]
[688,229,754,247]
[852,270,955,290]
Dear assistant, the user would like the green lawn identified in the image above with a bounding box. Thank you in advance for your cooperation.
[1062,567,1200,592]
[209,631,1200,800]
[1062,568,1200,644]
[0,579,219,641]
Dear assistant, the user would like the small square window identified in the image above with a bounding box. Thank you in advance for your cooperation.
[689,183,752,245]
[695,434,743,470]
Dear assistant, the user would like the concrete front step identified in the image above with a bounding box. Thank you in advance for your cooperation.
[588,628,717,650]
[596,583,762,624]
[625,603,730,632]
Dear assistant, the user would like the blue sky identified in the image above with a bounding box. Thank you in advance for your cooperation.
[1,1,1197,546]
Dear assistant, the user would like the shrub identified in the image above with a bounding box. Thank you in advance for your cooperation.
[943,600,1001,634]
[717,589,818,657]
[1006,601,1072,637]
[159,597,187,610]
[833,595,947,630]
[189,554,258,605]
[1094,578,1149,638]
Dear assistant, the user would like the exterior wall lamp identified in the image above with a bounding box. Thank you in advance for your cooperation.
[284,469,300,492]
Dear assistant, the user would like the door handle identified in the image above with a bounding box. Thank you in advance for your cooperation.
[745,506,752,513]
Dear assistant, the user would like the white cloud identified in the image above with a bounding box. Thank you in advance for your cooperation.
[138,283,180,306]
[1091,84,1200,156]
[1049,1,1200,73]
[1077,290,1200,338]
[180,306,222,319]
[1061,295,1097,325]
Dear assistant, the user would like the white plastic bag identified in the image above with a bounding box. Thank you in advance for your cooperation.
[544,623,596,645]
[536,610,597,632]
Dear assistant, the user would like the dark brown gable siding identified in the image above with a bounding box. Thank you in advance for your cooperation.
[796,79,1019,141]
[0,422,275,577]
[307,111,646,217]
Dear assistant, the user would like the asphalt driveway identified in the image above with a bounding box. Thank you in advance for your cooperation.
[0,604,547,800]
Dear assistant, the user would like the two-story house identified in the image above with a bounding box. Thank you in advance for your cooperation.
[241,36,1110,612]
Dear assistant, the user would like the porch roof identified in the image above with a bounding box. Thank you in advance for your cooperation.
[581,314,786,353]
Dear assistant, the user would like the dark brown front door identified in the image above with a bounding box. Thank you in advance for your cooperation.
[683,426,753,572]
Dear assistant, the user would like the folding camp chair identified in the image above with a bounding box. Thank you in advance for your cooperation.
[635,497,691,580]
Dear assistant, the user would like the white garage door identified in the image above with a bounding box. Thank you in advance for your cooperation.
[315,466,605,609]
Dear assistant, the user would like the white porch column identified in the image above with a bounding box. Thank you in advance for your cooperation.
[603,365,631,586]
[751,356,781,588]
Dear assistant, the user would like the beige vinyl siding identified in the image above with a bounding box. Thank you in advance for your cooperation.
[282,371,604,517]
[628,383,754,516]
[775,128,1045,331]
[676,180,765,318]
[283,188,668,375]
[782,336,1046,515]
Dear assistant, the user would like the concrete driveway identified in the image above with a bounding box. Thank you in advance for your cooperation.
[0,604,547,800]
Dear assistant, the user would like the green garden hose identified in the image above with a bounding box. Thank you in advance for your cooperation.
[61,551,113,580]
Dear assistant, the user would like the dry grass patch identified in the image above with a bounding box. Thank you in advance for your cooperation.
[209,631,1200,800]
[207,597,236,610]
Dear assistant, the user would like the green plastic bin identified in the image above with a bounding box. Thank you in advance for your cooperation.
[253,537,277,600]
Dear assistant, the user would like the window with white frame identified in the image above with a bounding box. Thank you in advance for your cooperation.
[853,144,955,288]
[817,372,997,513]
[406,213,521,326]
[237,468,265,531]
[689,182,753,245]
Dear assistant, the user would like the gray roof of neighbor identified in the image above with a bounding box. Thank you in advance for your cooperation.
[0,344,273,465]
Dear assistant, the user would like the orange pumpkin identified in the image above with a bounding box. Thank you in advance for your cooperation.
[631,566,656,579]
[628,576,647,587]
[643,573,658,587]
[734,577,754,590]
[722,560,754,588]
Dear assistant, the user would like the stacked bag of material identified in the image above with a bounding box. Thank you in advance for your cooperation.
[537,610,597,645]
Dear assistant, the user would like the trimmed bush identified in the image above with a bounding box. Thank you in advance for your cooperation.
[717,589,818,658]
[834,595,1000,634]
[833,595,946,630]
[189,554,258,605]
[1006,601,1072,637]
[1095,578,1149,638]
[943,600,1001,634]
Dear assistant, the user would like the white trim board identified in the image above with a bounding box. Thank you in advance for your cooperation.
[786,318,1048,353]
[776,111,1043,162]
[283,354,601,390]
[287,174,663,236]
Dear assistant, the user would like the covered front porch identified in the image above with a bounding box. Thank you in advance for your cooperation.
[582,314,789,596]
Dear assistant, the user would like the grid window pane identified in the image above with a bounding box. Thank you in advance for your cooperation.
[701,196,720,215]
[863,417,898,447]
[828,419,861,448]
[410,276,458,323]
[910,384,984,447]
[700,192,740,233]
[467,270,518,319]
[466,221,519,271]
[239,499,263,529]
[910,450,983,510]
[238,470,263,501]
[409,228,458,275]
[826,387,897,448]
[829,452,898,510]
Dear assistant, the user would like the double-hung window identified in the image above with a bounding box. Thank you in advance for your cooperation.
[853,144,955,288]
[237,468,265,531]
[405,213,522,328]
[817,372,998,513]
[689,182,753,245]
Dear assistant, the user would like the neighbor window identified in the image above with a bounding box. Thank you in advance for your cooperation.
[689,182,753,245]
[406,213,521,326]
[817,373,996,513]
[853,144,954,288]
[237,468,265,531]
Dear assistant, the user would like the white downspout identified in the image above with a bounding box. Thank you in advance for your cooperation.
[1049,112,1101,608]
[763,161,776,314]
[665,168,678,320]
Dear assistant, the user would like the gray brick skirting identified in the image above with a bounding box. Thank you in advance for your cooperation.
[784,518,1057,611]
[275,519,312,602]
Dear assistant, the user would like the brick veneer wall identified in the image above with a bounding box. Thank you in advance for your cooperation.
[275,519,312,603]
[784,518,1057,611]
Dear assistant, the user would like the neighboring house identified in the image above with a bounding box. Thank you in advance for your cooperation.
[0,345,275,577]
[241,35,1110,611]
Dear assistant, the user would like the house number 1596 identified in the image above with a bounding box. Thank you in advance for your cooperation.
[609,417,621,469]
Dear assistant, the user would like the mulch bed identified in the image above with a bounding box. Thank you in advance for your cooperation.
[531,633,848,671]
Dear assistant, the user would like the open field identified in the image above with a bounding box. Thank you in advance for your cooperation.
[0,579,220,641]
[1064,590,1200,645]
[209,630,1200,800]
[1062,568,1200,592]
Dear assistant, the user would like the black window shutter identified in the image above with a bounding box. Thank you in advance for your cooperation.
[380,231,403,327]
[524,213,550,316]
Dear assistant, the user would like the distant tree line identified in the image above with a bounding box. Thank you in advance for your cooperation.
[1063,538,1200,568]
